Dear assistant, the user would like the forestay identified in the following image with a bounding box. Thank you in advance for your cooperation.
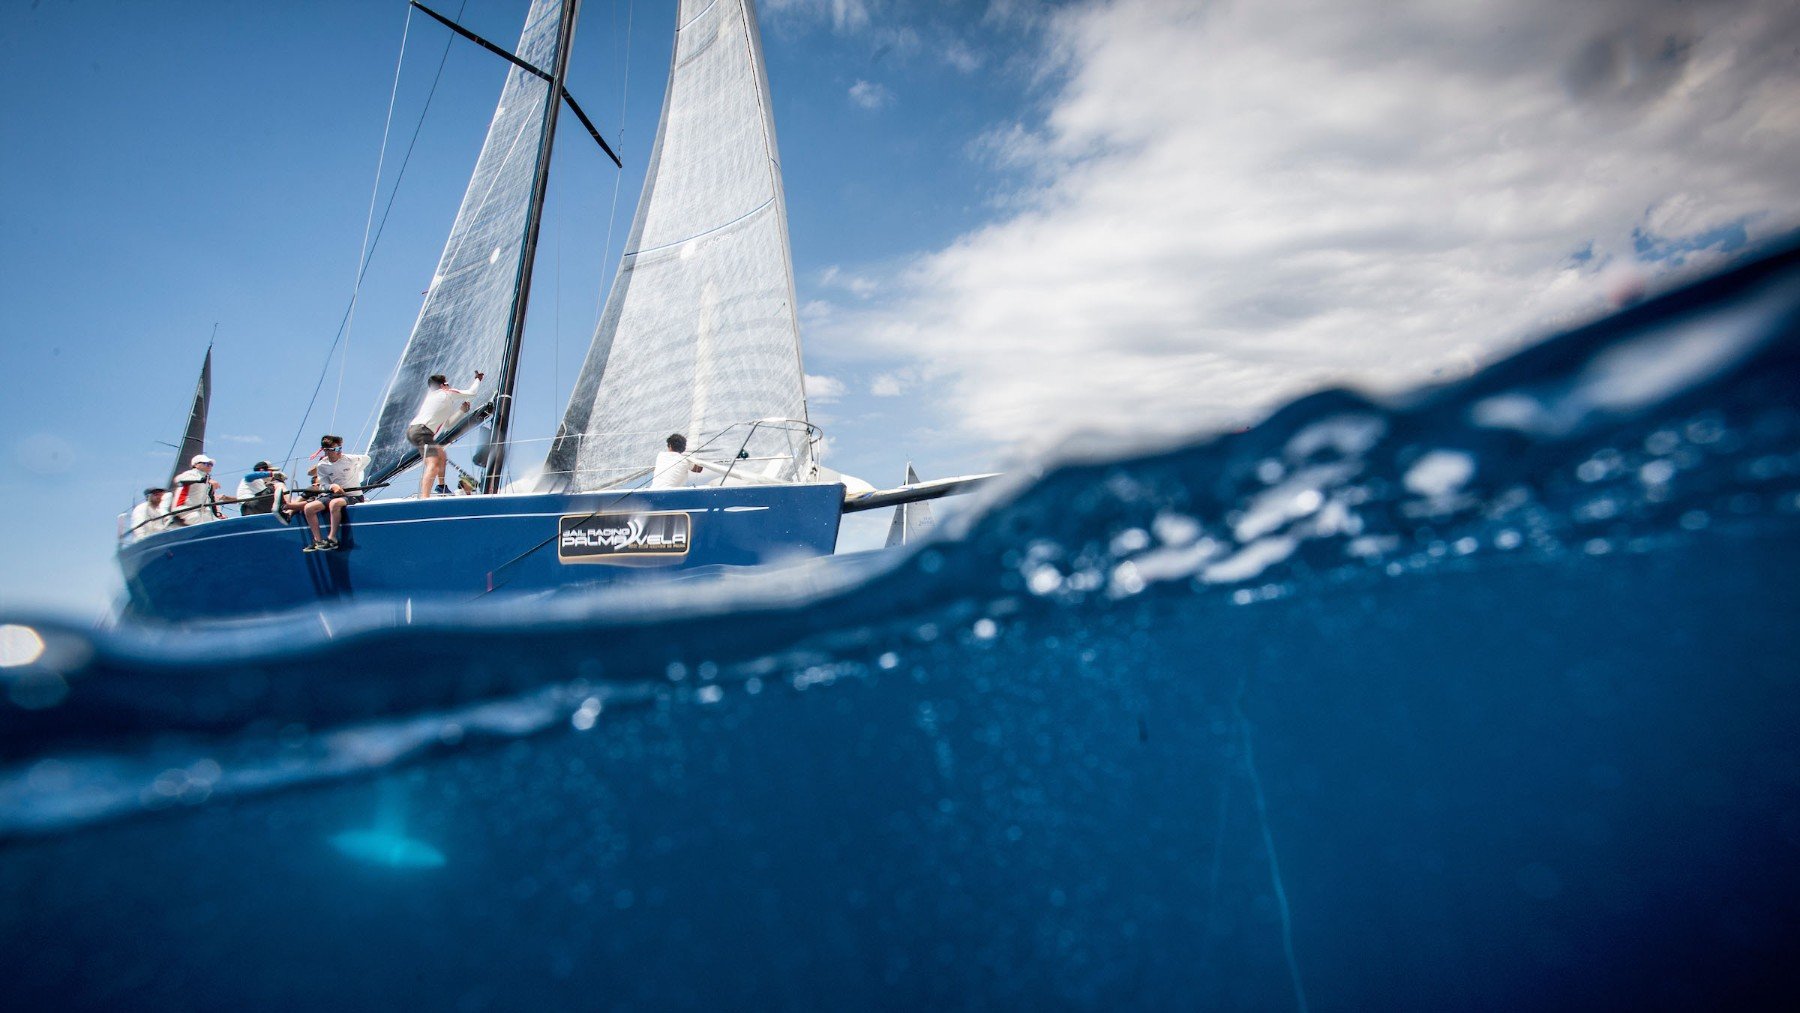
[364,0,568,482]
[545,0,811,491]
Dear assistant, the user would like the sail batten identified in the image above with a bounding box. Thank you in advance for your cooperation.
[546,0,810,491]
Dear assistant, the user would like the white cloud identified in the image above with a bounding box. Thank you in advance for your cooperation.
[805,374,847,403]
[214,434,264,444]
[870,373,905,397]
[819,265,879,298]
[942,41,983,74]
[848,79,893,111]
[799,299,835,325]
[813,0,1800,449]
[763,0,872,34]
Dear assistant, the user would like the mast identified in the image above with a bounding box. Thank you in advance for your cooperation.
[482,0,581,494]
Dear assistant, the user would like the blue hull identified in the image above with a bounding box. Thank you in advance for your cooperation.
[117,484,846,622]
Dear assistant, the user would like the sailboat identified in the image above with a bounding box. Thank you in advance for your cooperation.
[885,465,934,548]
[117,0,987,623]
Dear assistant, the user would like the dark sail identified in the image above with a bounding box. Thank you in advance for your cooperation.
[172,346,212,484]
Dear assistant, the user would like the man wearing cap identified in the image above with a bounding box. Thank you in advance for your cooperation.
[127,487,171,540]
[235,460,286,517]
[299,435,370,551]
[168,454,222,526]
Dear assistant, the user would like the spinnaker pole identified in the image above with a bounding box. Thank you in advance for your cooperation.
[482,0,581,494]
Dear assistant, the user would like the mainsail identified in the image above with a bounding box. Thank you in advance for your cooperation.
[545,0,811,490]
[363,0,570,482]
[171,345,211,485]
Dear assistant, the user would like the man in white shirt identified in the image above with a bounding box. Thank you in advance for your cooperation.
[127,487,170,541]
[651,433,705,489]
[407,370,483,498]
[300,435,370,551]
[235,460,285,516]
[168,454,222,525]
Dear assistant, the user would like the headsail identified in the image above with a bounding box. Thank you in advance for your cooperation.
[546,0,811,491]
[171,345,211,484]
[364,0,570,482]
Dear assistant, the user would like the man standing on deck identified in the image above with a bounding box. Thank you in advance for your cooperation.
[301,435,369,552]
[168,454,221,525]
[407,370,483,499]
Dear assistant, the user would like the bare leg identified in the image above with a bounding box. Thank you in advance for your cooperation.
[303,500,326,541]
[327,498,346,541]
[420,449,444,499]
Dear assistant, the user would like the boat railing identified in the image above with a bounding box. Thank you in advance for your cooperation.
[117,483,393,544]
[528,418,825,491]
[120,420,827,529]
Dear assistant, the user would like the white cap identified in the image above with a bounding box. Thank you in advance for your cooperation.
[192,454,215,466]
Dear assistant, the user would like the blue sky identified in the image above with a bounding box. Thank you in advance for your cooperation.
[4,0,1798,614]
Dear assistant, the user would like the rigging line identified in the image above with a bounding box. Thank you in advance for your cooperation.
[726,0,808,419]
[1234,696,1311,1013]
[594,0,633,328]
[334,4,416,431]
[554,220,561,432]
[354,105,538,452]
[283,0,471,469]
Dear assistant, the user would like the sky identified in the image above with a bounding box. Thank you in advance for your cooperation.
[3,0,1798,615]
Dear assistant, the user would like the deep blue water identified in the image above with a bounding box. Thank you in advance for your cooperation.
[4,240,1800,1009]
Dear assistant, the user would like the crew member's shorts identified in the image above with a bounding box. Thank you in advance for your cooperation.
[406,424,440,453]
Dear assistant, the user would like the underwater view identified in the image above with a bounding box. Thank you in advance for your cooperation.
[5,239,1800,1009]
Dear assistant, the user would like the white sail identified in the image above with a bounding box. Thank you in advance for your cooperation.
[546,0,811,490]
[364,0,568,481]
[885,464,935,547]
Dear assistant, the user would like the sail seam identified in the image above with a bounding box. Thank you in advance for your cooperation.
[678,0,722,32]
[621,197,775,260]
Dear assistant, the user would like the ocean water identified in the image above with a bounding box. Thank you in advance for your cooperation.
[4,240,1800,1009]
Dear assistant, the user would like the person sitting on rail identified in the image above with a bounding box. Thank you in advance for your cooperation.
[651,433,705,489]
[407,369,483,499]
[168,454,222,526]
[300,435,369,552]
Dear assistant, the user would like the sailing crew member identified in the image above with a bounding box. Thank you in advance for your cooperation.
[127,487,170,540]
[236,461,285,516]
[168,454,222,525]
[651,433,705,489]
[301,435,370,552]
[407,370,483,499]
